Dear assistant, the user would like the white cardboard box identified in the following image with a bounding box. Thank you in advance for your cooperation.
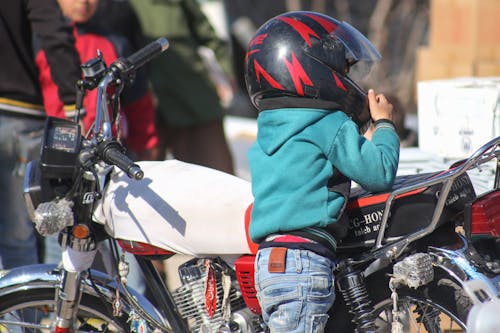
[417,77,500,161]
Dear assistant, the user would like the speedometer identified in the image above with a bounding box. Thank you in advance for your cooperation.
[47,125,79,152]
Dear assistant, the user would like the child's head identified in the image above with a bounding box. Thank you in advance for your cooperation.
[57,0,99,24]
[244,11,380,128]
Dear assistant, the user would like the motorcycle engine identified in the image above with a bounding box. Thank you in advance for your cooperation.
[172,257,263,333]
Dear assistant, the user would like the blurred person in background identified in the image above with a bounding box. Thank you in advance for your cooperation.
[36,0,159,161]
[0,0,81,269]
[36,0,161,295]
[130,0,235,174]
[90,0,146,52]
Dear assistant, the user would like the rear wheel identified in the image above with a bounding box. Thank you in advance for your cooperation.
[326,268,471,332]
[0,288,129,333]
[371,269,470,332]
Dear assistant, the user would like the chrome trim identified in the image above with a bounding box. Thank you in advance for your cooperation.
[22,161,38,222]
[375,136,500,249]
[429,236,500,297]
[94,72,114,140]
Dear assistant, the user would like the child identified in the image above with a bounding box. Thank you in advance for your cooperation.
[245,11,400,332]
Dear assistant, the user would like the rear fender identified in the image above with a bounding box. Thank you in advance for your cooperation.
[429,237,500,297]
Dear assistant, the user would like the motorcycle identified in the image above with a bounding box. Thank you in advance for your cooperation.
[0,37,498,333]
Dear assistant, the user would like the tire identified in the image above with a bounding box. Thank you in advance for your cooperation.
[0,288,130,333]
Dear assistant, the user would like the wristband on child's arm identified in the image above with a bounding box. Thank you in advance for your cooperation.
[373,119,396,132]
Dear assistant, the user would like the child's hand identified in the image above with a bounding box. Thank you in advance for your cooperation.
[368,89,393,122]
[363,123,374,140]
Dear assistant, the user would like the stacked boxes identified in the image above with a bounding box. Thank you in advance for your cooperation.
[416,0,500,82]
[417,77,500,160]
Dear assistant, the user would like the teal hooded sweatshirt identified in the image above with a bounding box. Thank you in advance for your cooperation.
[248,108,400,243]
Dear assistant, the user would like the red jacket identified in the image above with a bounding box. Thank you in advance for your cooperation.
[36,23,158,152]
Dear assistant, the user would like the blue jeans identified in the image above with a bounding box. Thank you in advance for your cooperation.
[255,247,336,333]
[0,113,43,269]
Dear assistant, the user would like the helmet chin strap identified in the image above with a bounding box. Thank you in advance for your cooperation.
[340,76,371,129]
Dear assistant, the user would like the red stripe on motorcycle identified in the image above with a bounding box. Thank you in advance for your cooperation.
[245,203,259,254]
[55,327,70,333]
[347,188,428,209]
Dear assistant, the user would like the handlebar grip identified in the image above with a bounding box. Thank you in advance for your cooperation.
[97,141,144,180]
[126,37,169,71]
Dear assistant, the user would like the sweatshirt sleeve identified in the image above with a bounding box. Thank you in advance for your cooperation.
[182,0,233,77]
[329,120,400,192]
[26,0,81,108]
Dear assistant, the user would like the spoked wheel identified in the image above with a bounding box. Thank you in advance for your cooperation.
[0,288,129,333]
[373,295,467,333]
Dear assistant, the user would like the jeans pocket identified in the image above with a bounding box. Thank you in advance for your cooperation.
[258,281,303,332]
[308,314,329,333]
[307,274,335,303]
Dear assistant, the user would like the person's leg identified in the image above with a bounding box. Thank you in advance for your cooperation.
[165,119,235,175]
[0,114,43,269]
[255,248,335,333]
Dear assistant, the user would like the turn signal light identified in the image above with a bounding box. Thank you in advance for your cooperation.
[72,224,90,239]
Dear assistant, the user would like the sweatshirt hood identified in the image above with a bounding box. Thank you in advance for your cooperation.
[256,108,330,155]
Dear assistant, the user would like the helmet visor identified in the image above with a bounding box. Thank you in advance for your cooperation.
[330,21,381,82]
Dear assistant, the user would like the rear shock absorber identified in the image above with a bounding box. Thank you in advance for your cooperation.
[337,267,378,332]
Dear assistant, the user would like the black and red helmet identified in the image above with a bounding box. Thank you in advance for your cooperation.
[244,11,381,127]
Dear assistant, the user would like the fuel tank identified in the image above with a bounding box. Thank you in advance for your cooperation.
[93,160,257,257]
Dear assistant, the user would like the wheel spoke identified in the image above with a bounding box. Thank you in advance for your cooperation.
[0,290,127,333]
[373,295,466,333]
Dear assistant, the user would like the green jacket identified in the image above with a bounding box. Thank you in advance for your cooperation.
[130,0,232,126]
[248,108,400,243]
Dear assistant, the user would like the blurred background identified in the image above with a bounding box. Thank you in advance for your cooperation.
[220,0,431,119]
[198,0,499,181]
[205,0,500,119]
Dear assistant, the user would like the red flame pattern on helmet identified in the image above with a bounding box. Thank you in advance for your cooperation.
[284,52,313,96]
[254,59,284,90]
[249,33,268,47]
[278,16,320,47]
[303,13,338,33]
[245,49,260,62]
[332,71,347,91]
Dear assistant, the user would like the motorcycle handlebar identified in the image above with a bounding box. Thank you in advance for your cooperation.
[129,37,169,69]
[97,140,144,180]
[111,38,169,76]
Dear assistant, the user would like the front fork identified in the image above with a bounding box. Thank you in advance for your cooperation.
[55,270,85,333]
[53,169,100,333]
[54,231,97,333]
